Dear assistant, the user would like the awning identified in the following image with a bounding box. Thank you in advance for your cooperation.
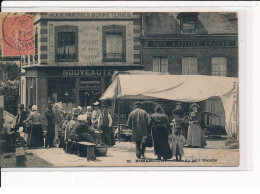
[100,73,238,137]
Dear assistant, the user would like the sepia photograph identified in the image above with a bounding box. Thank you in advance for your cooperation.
[0,11,239,168]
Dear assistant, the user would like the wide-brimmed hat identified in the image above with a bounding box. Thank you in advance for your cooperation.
[190,103,199,109]
[93,101,100,106]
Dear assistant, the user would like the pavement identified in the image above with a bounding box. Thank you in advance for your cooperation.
[23,138,239,167]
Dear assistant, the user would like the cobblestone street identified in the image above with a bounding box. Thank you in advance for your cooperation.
[13,138,239,167]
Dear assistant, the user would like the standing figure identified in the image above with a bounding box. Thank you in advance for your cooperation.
[16,104,27,131]
[92,101,101,129]
[172,102,187,137]
[28,105,44,148]
[53,104,64,146]
[127,102,149,159]
[187,103,207,148]
[45,102,55,148]
[98,105,114,146]
[169,127,186,161]
[85,106,93,125]
[150,106,172,160]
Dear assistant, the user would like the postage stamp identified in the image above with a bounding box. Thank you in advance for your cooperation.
[1,14,35,56]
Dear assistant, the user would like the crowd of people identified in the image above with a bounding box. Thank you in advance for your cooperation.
[1,101,115,152]
[2,100,207,162]
[127,102,207,161]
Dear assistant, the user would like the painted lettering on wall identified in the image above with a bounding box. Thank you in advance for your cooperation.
[147,40,237,48]
[48,12,133,19]
[62,69,116,76]
[48,21,134,65]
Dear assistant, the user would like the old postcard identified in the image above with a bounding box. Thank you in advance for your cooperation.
[0,11,239,168]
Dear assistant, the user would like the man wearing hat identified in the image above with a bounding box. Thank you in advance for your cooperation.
[127,102,150,159]
[45,101,55,148]
[172,102,187,137]
[16,104,27,131]
[98,105,114,146]
[92,101,101,128]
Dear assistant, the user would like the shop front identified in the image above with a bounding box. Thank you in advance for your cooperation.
[24,65,143,115]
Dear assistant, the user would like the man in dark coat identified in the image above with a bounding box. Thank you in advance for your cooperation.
[45,102,55,148]
[16,104,27,131]
[127,102,149,159]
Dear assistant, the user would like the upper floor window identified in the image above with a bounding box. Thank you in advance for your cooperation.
[182,20,197,34]
[153,57,168,73]
[177,12,199,34]
[182,57,197,75]
[103,25,126,62]
[55,25,78,62]
[211,57,227,77]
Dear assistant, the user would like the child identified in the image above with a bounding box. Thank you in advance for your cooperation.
[168,126,186,161]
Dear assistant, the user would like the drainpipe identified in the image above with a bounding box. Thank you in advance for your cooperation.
[140,13,145,69]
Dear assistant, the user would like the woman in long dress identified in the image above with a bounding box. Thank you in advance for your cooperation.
[150,106,172,160]
[28,105,44,148]
[187,103,207,148]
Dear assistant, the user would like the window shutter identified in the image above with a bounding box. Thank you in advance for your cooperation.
[161,58,168,72]
[211,57,227,76]
[153,58,160,72]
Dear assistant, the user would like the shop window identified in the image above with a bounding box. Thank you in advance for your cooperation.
[102,25,126,62]
[182,57,197,75]
[211,57,227,77]
[153,57,168,73]
[55,25,78,62]
[47,77,76,109]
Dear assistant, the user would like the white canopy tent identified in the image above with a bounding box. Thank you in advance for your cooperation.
[100,72,239,137]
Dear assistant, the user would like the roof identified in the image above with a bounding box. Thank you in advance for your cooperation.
[143,12,238,35]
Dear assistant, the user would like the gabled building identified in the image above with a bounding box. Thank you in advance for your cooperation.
[141,12,238,127]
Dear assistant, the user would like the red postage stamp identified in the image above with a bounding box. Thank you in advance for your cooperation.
[1,14,35,56]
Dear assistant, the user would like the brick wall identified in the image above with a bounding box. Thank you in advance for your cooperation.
[142,46,238,77]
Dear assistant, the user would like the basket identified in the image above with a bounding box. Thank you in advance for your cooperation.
[95,144,108,156]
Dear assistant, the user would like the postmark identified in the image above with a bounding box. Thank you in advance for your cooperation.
[1,14,35,56]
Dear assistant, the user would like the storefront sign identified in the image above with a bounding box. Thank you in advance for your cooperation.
[79,78,101,87]
[147,39,237,48]
[48,12,133,19]
[62,68,116,77]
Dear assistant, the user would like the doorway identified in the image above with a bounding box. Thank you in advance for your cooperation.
[79,89,101,107]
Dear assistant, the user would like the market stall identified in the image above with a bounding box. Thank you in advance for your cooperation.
[100,71,239,137]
